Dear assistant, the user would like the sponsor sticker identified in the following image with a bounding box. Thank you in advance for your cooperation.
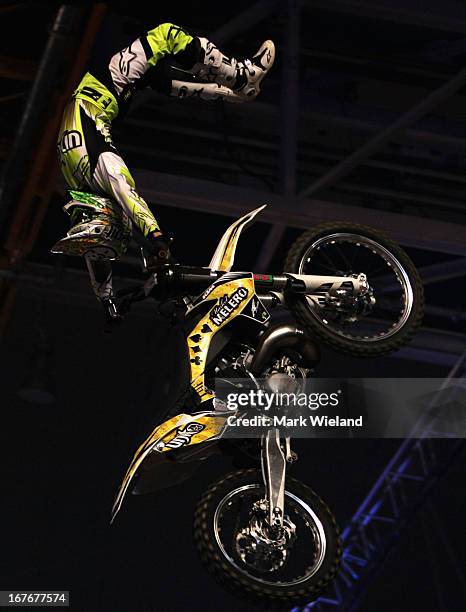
[209,287,249,326]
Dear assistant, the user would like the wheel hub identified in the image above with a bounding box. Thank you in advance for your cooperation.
[235,504,297,573]
[323,272,375,322]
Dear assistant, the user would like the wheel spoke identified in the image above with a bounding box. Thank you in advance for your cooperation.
[350,245,360,268]
[309,260,342,274]
[374,304,404,317]
[212,484,329,587]
[334,244,353,270]
[366,263,392,279]
[318,248,340,272]
[297,233,414,343]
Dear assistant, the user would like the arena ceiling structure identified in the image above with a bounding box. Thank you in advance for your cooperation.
[0,2,465,611]
[1,0,466,369]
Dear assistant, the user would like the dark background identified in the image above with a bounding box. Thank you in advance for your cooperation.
[1,1,465,611]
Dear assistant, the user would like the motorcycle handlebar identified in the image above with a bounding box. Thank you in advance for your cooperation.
[115,266,304,305]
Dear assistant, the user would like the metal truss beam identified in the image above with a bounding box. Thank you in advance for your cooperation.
[124,114,466,185]
[124,114,466,198]
[254,0,300,271]
[301,107,466,152]
[272,310,466,366]
[120,142,466,215]
[302,47,452,85]
[299,66,466,198]
[379,257,466,294]
[0,3,28,16]
[0,6,84,233]
[421,258,466,284]
[122,169,466,256]
[303,352,466,611]
[212,0,280,44]
[394,328,466,361]
[0,4,107,337]
[393,347,465,369]
[139,88,466,155]
[328,182,466,213]
[0,55,37,81]
[313,150,466,186]
[421,37,466,62]
[308,0,466,34]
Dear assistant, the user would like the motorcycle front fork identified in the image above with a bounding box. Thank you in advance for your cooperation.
[261,429,295,528]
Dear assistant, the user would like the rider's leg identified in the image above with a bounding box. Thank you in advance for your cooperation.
[145,23,275,101]
[58,98,159,239]
[169,80,246,102]
[91,150,159,238]
[189,37,275,100]
[56,100,134,303]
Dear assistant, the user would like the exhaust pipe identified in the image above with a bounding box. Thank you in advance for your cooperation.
[250,323,320,376]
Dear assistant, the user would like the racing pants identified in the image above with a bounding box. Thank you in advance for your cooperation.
[55,23,238,301]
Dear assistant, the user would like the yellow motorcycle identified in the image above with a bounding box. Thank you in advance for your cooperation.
[75,204,425,607]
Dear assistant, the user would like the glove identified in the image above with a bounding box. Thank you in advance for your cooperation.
[146,231,173,267]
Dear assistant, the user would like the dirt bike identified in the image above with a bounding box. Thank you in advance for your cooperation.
[53,199,424,607]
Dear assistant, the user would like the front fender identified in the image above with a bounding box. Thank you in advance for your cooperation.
[111,410,229,523]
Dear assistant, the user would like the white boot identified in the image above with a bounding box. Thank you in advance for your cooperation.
[171,80,244,103]
[233,40,276,100]
[192,38,275,101]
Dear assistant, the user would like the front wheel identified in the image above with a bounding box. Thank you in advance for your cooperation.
[193,469,341,608]
[284,222,424,357]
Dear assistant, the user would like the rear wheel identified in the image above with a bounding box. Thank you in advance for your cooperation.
[194,469,341,608]
[284,222,424,357]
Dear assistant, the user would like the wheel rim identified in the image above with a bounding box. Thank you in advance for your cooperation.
[297,232,414,342]
[213,484,327,586]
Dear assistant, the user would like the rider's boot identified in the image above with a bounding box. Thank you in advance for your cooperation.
[191,38,275,101]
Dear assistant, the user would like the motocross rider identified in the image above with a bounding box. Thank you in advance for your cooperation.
[55,23,275,321]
